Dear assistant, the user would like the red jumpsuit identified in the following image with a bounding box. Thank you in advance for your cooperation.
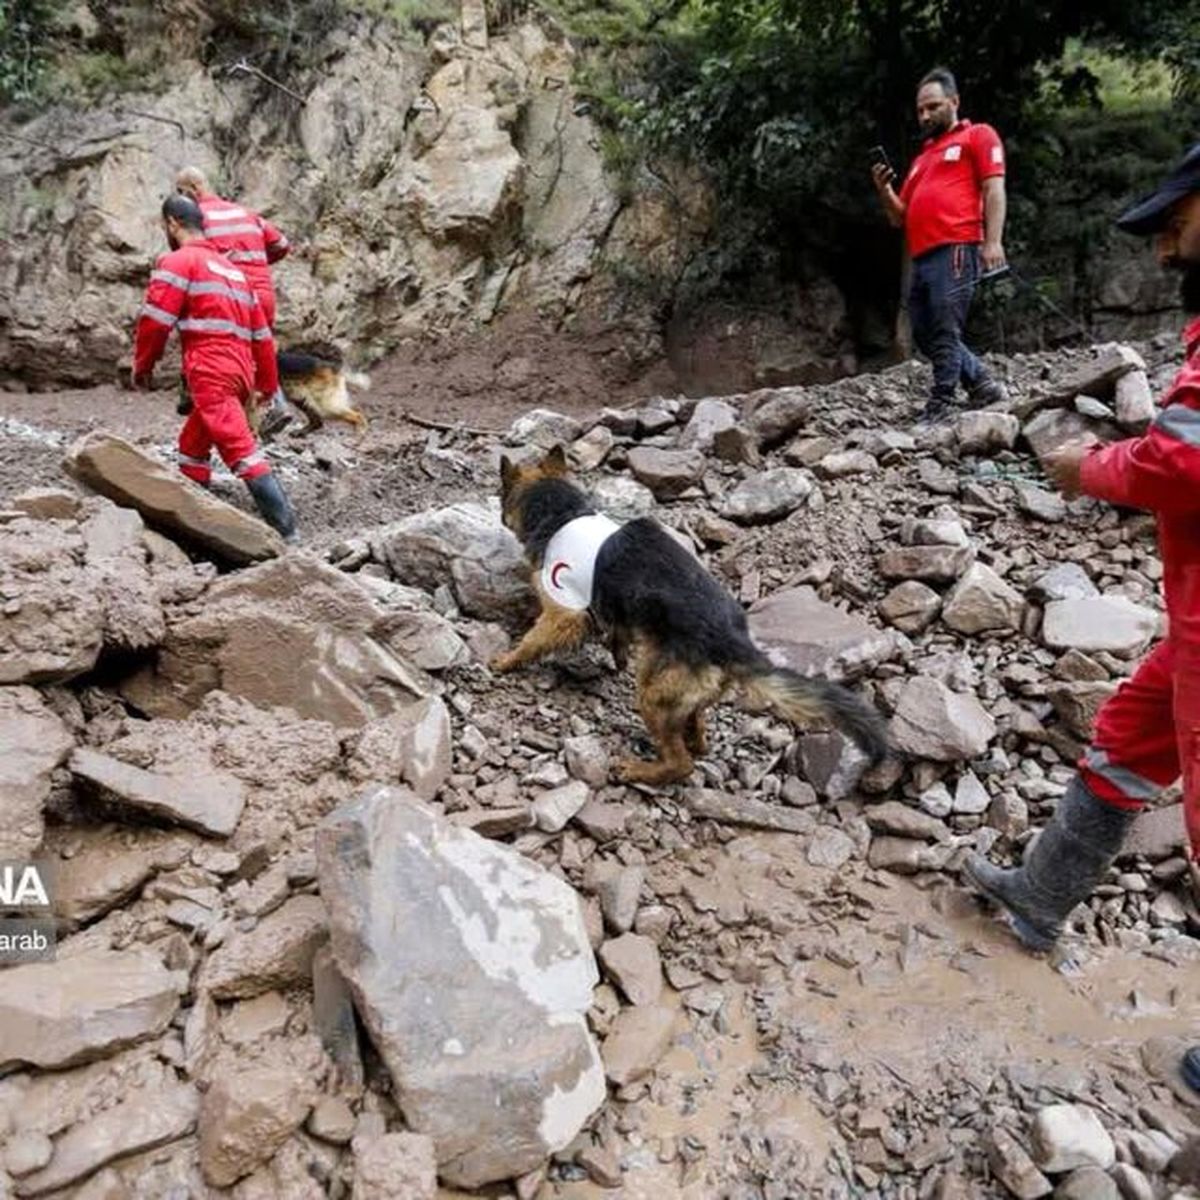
[1079,315,1200,861]
[133,238,279,484]
[195,193,290,329]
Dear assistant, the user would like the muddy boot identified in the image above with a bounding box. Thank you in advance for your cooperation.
[916,395,956,426]
[257,389,293,442]
[963,775,1137,952]
[245,472,298,543]
[965,377,1009,409]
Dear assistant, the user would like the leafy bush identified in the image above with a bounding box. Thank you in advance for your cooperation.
[0,0,56,101]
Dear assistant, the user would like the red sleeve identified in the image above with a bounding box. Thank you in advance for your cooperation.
[1080,399,1200,515]
[133,254,189,377]
[262,217,290,264]
[971,124,1005,181]
[249,296,279,396]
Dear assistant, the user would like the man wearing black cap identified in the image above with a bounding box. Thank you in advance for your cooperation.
[964,145,1200,962]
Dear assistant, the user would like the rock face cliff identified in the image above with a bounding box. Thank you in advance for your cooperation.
[0,1,709,388]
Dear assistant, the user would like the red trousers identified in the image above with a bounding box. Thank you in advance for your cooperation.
[1080,639,1200,861]
[178,373,270,484]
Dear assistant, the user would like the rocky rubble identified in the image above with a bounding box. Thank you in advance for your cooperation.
[0,333,1198,1198]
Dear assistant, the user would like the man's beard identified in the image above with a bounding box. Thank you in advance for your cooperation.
[919,113,952,137]
[1180,263,1200,314]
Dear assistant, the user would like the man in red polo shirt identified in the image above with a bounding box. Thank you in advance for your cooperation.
[965,143,1200,957]
[872,67,1009,423]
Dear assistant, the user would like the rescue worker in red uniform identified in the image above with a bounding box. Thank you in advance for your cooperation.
[965,146,1200,975]
[872,67,1009,423]
[175,166,293,437]
[132,194,298,541]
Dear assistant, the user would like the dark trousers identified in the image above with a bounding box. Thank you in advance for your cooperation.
[908,242,988,401]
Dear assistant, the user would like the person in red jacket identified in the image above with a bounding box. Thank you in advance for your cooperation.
[965,143,1200,953]
[175,166,294,437]
[872,67,1009,423]
[132,194,297,541]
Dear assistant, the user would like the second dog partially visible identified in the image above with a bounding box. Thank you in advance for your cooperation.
[273,341,370,436]
[493,445,889,786]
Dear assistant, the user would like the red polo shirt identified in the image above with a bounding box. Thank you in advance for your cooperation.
[898,119,1005,258]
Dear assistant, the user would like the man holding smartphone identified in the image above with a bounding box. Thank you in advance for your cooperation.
[871,66,1009,423]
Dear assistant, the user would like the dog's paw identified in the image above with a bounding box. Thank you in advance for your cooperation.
[614,757,655,784]
[489,652,519,674]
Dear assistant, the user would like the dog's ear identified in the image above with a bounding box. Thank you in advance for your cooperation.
[500,454,517,491]
[542,445,568,477]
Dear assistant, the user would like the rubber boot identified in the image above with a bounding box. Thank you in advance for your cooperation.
[244,472,298,543]
[916,394,956,426]
[257,388,293,441]
[963,775,1137,952]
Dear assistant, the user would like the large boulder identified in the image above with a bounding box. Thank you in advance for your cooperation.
[0,519,104,684]
[371,501,530,622]
[0,947,185,1071]
[13,1082,199,1196]
[65,432,282,565]
[120,554,430,726]
[317,787,606,1188]
[749,586,903,683]
[69,746,245,837]
[0,687,74,860]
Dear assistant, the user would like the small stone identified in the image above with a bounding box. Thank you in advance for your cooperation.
[1017,485,1068,523]
[532,780,591,833]
[1031,563,1099,603]
[989,793,1029,840]
[880,581,942,634]
[570,425,615,471]
[627,447,706,499]
[723,468,814,524]
[864,800,949,842]
[592,476,656,520]
[578,1144,623,1188]
[307,1096,356,1145]
[953,771,991,815]
[818,449,878,477]
[879,544,975,583]
[1053,1168,1119,1200]
[986,1126,1051,1199]
[941,563,1024,635]
[1031,1104,1115,1173]
[781,777,818,807]
[596,866,645,935]
[889,676,996,762]
[919,782,954,818]
[957,411,1020,454]
[3,1131,53,1178]
[507,408,584,450]
[807,826,856,869]
[352,1131,438,1200]
[1110,1163,1154,1200]
[564,735,610,786]
[598,934,664,1006]
[601,1004,675,1086]
[1114,371,1155,430]
[679,399,738,453]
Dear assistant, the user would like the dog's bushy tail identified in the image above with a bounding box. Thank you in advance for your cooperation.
[344,370,371,392]
[737,662,888,765]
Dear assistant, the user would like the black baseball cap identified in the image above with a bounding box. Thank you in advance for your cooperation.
[1116,142,1200,235]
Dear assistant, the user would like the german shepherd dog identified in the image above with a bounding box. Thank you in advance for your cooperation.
[493,446,889,786]
[272,341,370,435]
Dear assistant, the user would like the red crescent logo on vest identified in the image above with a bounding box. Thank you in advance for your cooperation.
[550,561,569,589]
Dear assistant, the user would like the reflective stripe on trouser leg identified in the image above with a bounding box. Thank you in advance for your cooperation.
[1078,640,1178,811]
[231,451,270,480]
[177,408,214,483]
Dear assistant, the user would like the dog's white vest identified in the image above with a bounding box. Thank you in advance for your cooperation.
[540,514,620,611]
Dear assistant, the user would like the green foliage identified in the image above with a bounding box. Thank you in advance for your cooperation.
[0,0,56,102]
